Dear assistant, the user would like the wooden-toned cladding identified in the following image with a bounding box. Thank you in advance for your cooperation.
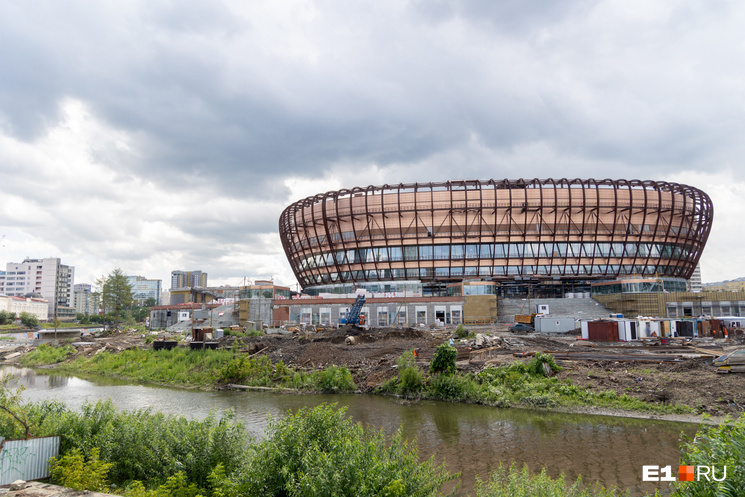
[278,179,712,288]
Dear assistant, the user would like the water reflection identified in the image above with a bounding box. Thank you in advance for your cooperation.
[0,366,695,496]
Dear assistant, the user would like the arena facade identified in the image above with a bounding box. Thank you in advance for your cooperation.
[279,179,713,297]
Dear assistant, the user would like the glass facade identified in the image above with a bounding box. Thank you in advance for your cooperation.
[279,179,713,291]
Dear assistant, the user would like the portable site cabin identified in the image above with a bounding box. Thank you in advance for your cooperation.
[535,316,577,333]
[719,317,745,329]
[581,318,657,341]
[637,318,662,338]
[617,320,638,341]
[676,319,696,337]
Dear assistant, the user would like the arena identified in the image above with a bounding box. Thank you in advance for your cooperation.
[279,179,713,297]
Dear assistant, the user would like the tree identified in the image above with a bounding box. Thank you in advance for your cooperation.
[100,269,134,326]
[19,312,39,329]
[143,297,157,307]
[0,311,16,325]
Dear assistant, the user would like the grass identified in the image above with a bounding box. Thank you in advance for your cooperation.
[58,348,237,387]
[23,343,687,414]
[49,346,357,393]
[380,352,692,415]
[20,343,75,367]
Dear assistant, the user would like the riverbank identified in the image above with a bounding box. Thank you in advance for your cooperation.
[4,325,742,421]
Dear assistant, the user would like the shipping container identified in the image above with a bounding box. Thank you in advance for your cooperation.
[587,321,619,342]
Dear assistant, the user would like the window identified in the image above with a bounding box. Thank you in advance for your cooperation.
[434,245,450,259]
[451,245,465,259]
[403,246,418,261]
[419,245,433,260]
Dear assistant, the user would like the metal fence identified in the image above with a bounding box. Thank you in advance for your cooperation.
[0,436,60,485]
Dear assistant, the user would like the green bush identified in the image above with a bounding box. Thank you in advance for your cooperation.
[211,403,454,497]
[313,365,356,393]
[673,413,745,496]
[428,373,477,402]
[396,350,425,397]
[22,400,248,490]
[526,352,562,377]
[0,310,16,325]
[475,463,624,497]
[49,447,113,492]
[430,343,457,375]
[124,472,203,497]
[455,324,469,338]
[20,311,39,329]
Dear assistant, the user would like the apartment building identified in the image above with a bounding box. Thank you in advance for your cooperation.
[2,258,75,316]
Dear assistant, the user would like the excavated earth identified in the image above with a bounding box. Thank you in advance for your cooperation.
[5,325,745,418]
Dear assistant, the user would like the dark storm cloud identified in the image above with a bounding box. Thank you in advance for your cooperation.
[2,0,744,201]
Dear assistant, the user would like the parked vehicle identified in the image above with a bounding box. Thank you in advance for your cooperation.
[509,323,534,333]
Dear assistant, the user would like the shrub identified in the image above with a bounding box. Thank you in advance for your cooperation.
[313,365,356,393]
[124,472,203,497]
[674,413,745,496]
[455,324,469,338]
[475,463,624,497]
[20,311,39,329]
[429,373,477,402]
[526,352,562,377]
[396,350,424,397]
[24,400,249,490]
[212,404,454,497]
[430,343,457,375]
[49,447,113,492]
[0,310,16,325]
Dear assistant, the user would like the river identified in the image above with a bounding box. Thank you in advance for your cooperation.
[1,366,696,496]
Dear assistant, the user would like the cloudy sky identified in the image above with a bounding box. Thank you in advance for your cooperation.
[1,0,744,291]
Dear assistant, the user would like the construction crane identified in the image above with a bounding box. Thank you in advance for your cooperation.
[340,295,366,325]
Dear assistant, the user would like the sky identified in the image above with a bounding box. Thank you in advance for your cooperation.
[1,0,744,291]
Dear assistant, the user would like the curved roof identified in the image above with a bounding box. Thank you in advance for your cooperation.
[279,178,713,289]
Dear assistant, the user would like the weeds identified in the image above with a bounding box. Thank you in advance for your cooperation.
[475,463,627,497]
[379,351,690,414]
[19,343,74,367]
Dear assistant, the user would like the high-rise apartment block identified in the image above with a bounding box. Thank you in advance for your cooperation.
[2,258,75,316]
[171,270,207,289]
[126,276,162,305]
[74,283,99,315]
[686,264,702,293]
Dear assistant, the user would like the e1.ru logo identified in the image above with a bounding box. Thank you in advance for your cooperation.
[643,465,727,482]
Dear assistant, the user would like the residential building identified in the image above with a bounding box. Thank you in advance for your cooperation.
[126,276,162,305]
[687,264,702,293]
[2,258,75,317]
[74,284,99,315]
[170,270,208,289]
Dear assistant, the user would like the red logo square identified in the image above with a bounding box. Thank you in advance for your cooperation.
[679,465,695,481]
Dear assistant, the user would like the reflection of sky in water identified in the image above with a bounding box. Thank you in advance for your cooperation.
[1,366,693,496]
